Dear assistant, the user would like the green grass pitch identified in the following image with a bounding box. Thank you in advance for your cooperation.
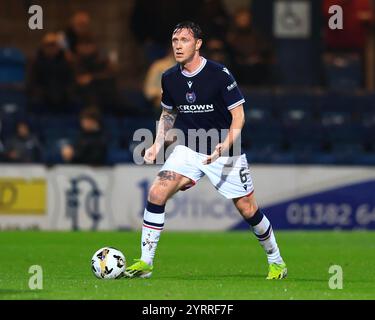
[0,231,374,300]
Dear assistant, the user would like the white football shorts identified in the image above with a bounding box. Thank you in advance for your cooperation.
[160,145,254,199]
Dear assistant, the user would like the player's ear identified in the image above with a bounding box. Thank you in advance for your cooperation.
[195,39,202,51]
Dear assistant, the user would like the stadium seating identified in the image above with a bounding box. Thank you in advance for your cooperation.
[0,87,374,165]
[324,54,362,90]
[0,47,26,84]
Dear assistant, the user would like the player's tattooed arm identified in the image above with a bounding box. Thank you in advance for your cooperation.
[143,108,177,164]
[154,108,177,148]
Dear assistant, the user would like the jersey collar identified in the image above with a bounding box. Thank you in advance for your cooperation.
[180,57,207,78]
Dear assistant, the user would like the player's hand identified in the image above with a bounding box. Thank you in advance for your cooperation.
[144,144,158,164]
[203,143,223,165]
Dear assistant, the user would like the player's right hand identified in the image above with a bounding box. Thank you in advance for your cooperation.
[144,144,158,164]
[202,143,222,165]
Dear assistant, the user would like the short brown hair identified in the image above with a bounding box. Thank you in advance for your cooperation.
[173,21,203,40]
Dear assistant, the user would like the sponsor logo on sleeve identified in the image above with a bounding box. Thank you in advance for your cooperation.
[227,81,237,91]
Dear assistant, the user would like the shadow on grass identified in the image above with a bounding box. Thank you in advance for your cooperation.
[158,273,266,280]
[0,289,40,294]
[287,277,371,284]
[0,289,48,300]
[155,274,358,284]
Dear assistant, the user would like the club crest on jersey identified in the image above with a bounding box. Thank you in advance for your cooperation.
[186,92,196,103]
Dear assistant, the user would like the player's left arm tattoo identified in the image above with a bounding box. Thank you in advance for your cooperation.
[154,108,178,148]
[161,112,176,129]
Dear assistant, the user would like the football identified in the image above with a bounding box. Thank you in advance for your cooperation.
[91,247,126,279]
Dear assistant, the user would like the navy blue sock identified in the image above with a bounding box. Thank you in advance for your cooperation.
[146,201,165,214]
[244,208,264,227]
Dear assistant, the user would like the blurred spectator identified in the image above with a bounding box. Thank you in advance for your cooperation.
[226,8,274,86]
[28,32,74,113]
[61,106,107,165]
[143,49,175,112]
[130,0,200,64]
[322,0,373,51]
[73,35,118,112]
[195,0,230,39]
[322,0,374,89]
[203,37,231,66]
[4,121,43,163]
[58,10,92,59]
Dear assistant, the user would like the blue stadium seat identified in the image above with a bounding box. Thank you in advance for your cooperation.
[316,92,357,116]
[244,91,277,121]
[310,152,337,165]
[103,116,121,147]
[325,124,363,144]
[287,139,322,164]
[355,152,375,165]
[269,151,295,164]
[357,93,375,114]
[281,108,314,129]
[119,117,156,154]
[245,91,274,110]
[0,90,26,142]
[276,39,317,86]
[245,143,280,164]
[246,142,296,164]
[43,139,66,164]
[35,115,79,146]
[245,107,272,124]
[0,88,26,111]
[274,92,316,114]
[324,54,362,90]
[320,111,351,128]
[361,110,375,129]
[0,47,26,84]
[243,120,282,144]
[107,148,133,165]
[121,89,153,111]
[120,117,156,144]
[282,120,322,165]
[331,143,364,165]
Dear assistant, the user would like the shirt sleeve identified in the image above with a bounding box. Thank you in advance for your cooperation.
[160,73,174,110]
[220,67,245,110]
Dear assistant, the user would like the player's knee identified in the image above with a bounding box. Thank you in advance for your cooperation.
[238,201,258,219]
[148,185,168,205]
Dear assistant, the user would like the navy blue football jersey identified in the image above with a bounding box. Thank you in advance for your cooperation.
[161,57,245,154]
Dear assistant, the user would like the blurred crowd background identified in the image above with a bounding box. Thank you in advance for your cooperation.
[0,0,375,166]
